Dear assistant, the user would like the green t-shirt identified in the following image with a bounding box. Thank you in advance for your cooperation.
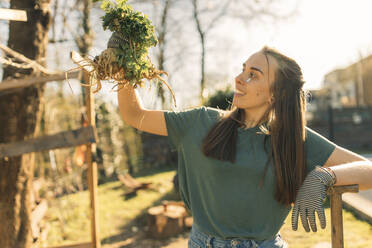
[163,106,337,241]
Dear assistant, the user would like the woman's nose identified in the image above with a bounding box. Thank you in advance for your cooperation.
[235,77,243,86]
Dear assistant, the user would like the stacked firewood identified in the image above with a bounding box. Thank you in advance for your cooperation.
[31,178,49,247]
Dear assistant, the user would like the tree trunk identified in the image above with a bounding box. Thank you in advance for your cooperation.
[156,0,171,108]
[0,1,51,248]
[192,0,206,102]
[75,0,94,106]
[200,34,206,101]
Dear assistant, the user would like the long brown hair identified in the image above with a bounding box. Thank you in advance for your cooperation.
[201,46,307,206]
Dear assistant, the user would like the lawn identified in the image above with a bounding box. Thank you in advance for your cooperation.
[281,206,372,248]
[44,167,372,248]
[45,167,180,247]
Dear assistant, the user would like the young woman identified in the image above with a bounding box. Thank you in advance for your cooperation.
[115,45,372,248]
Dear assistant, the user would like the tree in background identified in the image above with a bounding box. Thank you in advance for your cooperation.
[153,0,173,107]
[35,86,85,195]
[0,0,51,247]
[49,0,95,103]
[191,0,297,102]
[203,85,233,110]
[95,97,142,178]
[128,0,189,109]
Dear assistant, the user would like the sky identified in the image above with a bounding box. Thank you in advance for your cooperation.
[1,0,372,108]
[224,0,372,91]
[154,0,372,107]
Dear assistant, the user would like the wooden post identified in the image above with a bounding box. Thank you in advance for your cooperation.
[0,8,27,21]
[47,242,92,248]
[84,71,100,248]
[328,185,359,248]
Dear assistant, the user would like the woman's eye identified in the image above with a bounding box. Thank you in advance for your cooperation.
[249,72,255,78]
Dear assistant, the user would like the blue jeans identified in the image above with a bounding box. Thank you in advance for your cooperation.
[188,224,288,248]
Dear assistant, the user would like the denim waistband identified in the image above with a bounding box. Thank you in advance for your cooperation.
[189,224,287,248]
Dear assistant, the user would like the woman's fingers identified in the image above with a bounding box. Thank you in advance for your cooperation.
[308,209,317,232]
[300,208,310,232]
[291,204,300,231]
[317,207,327,229]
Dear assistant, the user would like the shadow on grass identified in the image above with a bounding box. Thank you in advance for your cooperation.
[101,186,190,248]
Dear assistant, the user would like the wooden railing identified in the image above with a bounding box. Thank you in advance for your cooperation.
[328,184,359,248]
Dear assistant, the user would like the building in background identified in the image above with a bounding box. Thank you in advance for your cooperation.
[322,54,372,108]
[305,55,372,150]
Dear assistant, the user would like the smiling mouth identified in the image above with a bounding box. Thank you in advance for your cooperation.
[234,90,246,96]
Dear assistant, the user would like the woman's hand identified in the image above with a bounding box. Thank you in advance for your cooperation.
[107,32,126,49]
[291,166,336,232]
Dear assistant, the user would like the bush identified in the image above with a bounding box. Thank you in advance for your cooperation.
[203,86,234,110]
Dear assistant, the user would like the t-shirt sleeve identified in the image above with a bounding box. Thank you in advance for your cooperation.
[163,106,209,150]
[305,126,337,172]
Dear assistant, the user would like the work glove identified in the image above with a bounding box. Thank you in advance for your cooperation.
[107,32,126,49]
[291,166,336,232]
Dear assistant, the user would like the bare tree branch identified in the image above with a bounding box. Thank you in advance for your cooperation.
[0,43,58,74]
[205,0,231,32]
[192,0,203,36]
[229,0,298,24]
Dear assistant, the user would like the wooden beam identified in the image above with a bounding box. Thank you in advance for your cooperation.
[84,71,101,248]
[0,70,81,92]
[328,184,359,248]
[70,51,94,73]
[0,8,27,21]
[0,126,96,158]
[328,185,359,195]
[47,242,91,248]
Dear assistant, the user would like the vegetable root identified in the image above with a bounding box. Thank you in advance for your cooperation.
[67,0,177,106]
[68,48,176,106]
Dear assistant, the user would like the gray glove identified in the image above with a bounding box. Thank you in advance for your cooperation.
[107,32,126,49]
[291,166,336,232]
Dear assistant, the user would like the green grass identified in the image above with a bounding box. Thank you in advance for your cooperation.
[281,208,372,248]
[44,167,372,248]
[44,167,178,247]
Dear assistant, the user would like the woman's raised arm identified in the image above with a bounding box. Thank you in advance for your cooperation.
[117,85,168,136]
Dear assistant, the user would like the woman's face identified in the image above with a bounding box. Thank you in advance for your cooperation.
[233,51,277,109]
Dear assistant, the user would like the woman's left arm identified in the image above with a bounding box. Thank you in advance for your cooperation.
[323,146,372,190]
